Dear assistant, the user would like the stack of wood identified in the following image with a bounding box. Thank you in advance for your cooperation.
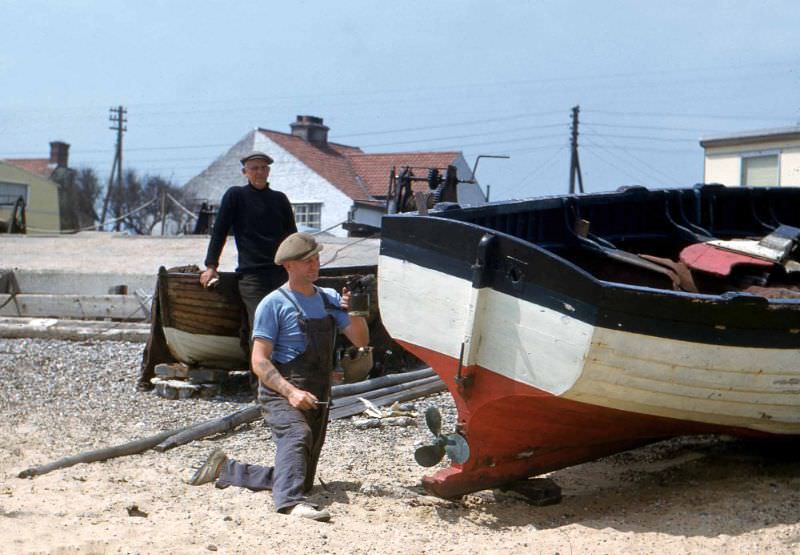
[150,363,248,400]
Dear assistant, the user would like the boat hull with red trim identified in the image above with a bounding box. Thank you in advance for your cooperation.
[378,185,800,498]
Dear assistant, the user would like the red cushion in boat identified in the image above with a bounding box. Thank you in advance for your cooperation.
[679,242,774,277]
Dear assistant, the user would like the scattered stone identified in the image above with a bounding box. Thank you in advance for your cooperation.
[353,416,415,430]
[407,495,459,508]
[359,483,391,496]
[383,416,415,427]
[126,504,148,518]
[496,477,562,506]
[354,418,382,429]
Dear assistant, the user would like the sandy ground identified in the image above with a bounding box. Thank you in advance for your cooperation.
[1,338,799,555]
[1,233,799,554]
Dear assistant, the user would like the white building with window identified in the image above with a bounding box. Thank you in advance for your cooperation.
[700,127,800,187]
[183,116,476,237]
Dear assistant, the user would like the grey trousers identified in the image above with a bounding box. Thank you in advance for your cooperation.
[215,395,323,513]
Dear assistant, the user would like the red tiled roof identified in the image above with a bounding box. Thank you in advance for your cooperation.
[258,128,464,202]
[258,129,370,200]
[3,158,53,178]
[347,151,462,198]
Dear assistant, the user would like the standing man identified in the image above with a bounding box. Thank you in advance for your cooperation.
[188,233,369,522]
[200,150,297,335]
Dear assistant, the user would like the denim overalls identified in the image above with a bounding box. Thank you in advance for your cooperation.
[216,286,339,512]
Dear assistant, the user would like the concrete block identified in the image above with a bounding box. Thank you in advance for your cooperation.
[154,363,190,379]
[199,383,222,398]
[187,368,229,384]
[151,377,201,400]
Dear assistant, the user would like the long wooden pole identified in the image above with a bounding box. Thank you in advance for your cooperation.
[17,370,446,478]
[154,405,261,452]
[18,425,188,478]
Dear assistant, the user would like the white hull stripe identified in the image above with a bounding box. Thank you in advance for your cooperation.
[378,255,800,433]
[163,327,245,369]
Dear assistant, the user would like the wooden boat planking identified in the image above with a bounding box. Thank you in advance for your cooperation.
[139,264,422,385]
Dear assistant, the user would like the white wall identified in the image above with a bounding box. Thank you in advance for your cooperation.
[254,134,353,237]
[780,147,800,186]
[704,154,741,186]
[704,138,800,187]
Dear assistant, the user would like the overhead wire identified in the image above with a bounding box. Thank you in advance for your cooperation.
[582,130,700,143]
[589,109,797,122]
[582,138,676,186]
[510,145,569,193]
[583,146,658,187]
[582,121,724,134]
[581,128,691,178]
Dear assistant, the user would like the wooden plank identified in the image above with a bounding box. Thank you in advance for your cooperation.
[168,305,241,324]
[166,293,240,309]
[166,282,237,300]
[0,316,150,342]
[0,294,149,320]
[169,315,240,336]
[168,301,242,320]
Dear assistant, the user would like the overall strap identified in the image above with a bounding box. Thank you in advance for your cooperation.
[278,285,343,317]
[277,286,306,320]
[320,290,346,313]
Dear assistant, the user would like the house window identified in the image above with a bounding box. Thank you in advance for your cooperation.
[741,154,779,186]
[292,203,322,230]
[0,181,28,205]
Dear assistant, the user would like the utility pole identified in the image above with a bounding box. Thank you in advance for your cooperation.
[99,105,127,229]
[569,105,584,194]
[160,186,167,236]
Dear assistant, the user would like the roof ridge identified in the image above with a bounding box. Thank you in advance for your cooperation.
[258,128,361,151]
[347,150,460,157]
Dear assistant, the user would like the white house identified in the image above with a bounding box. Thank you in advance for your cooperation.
[700,127,800,187]
[183,116,478,237]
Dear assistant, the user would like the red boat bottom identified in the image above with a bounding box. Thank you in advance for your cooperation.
[397,340,764,498]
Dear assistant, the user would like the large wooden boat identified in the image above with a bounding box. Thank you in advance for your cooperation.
[378,184,800,498]
[139,264,418,387]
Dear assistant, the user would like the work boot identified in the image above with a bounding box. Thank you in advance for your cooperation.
[287,503,331,522]
[187,448,227,486]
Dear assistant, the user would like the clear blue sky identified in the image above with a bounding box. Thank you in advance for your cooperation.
[1,0,798,201]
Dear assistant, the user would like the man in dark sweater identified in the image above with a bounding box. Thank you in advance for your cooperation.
[200,151,298,333]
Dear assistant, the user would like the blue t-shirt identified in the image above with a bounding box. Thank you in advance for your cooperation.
[252,286,351,364]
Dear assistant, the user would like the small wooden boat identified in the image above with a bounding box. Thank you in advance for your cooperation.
[139,264,418,387]
[377,184,800,498]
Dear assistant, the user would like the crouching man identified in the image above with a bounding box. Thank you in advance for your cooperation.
[189,232,369,522]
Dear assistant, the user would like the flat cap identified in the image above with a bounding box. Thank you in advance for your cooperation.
[240,150,274,165]
[275,232,323,265]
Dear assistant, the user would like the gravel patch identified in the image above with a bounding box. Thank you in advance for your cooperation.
[0,337,455,482]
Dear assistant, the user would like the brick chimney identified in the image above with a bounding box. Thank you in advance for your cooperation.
[49,141,70,168]
[290,115,329,146]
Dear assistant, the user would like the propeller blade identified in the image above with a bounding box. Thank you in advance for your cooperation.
[443,433,470,464]
[424,406,442,437]
[414,444,445,467]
